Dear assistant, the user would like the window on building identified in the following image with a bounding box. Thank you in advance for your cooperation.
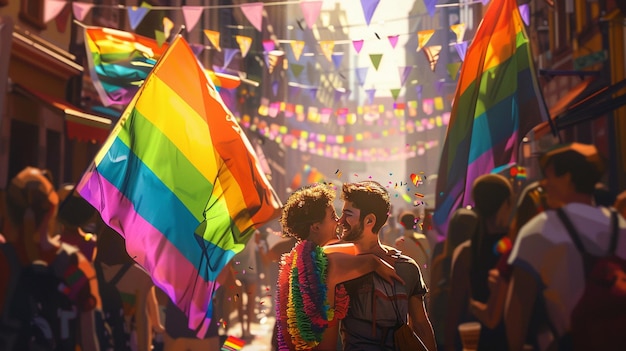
[19,0,46,30]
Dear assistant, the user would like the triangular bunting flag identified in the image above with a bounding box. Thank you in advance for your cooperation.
[417,29,435,51]
[365,88,376,104]
[454,41,468,61]
[434,79,445,94]
[189,43,204,57]
[223,48,239,68]
[263,40,275,52]
[308,87,318,100]
[181,6,203,32]
[291,63,304,78]
[356,67,369,86]
[235,35,252,57]
[300,0,323,29]
[390,88,401,101]
[319,41,335,62]
[267,50,284,74]
[387,35,399,49]
[288,84,302,99]
[204,30,221,52]
[415,85,423,100]
[360,0,381,26]
[424,0,437,17]
[450,23,466,43]
[163,17,174,39]
[369,54,383,70]
[423,45,442,71]
[290,40,305,61]
[241,2,264,32]
[72,2,93,22]
[155,30,166,47]
[353,39,364,53]
[272,80,279,96]
[331,53,343,69]
[55,4,71,32]
[482,0,490,5]
[44,0,67,24]
[446,62,462,80]
[519,4,530,26]
[127,3,151,30]
[398,66,412,86]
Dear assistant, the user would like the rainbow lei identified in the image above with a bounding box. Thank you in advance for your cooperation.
[275,240,349,350]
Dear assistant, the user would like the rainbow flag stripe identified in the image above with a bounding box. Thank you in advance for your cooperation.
[434,0,548,234]
[76,36,281,337]
[221,335,245,350]
[85,27,240,107]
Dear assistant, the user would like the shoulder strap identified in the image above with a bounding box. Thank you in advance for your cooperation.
[557,207,621,257]
[109,262,133,286]
[556,208,586,255]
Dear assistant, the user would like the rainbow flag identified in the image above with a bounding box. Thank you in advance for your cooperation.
[85,27,240,106]
[76,36,282,337]
[221,335,245,350]
[433,0,548,235]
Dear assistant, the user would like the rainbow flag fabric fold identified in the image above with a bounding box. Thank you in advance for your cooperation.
[85,27,241,107]
[434,0,548,235]
[76,36,282,337]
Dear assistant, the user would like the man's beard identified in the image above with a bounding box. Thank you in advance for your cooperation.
[341,221,364,242]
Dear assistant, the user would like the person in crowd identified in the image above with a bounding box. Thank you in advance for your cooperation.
[443,174,514,351]
[379,204,400,247]
[428,207,478,350]
[0,167,101,351]
[505,143,626,351]
[338,181,436,351]
[275,183,403,350]
[95,222,165,351]
[468,181,548,349]
[394,210,432,290]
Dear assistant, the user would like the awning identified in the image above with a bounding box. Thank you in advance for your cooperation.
[14,84,112,143]
[532,78,594,138]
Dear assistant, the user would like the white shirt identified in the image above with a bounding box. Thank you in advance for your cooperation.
[508,203,626,336]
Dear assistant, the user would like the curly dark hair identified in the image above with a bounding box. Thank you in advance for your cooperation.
[280,184,336,240]
[340,181,390,234]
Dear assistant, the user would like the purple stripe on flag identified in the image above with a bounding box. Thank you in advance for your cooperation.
[78,170,218,335]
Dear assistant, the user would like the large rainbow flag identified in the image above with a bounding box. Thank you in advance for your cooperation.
[85,27,240,106]
[76,36,282,337]
[433,0,548,235]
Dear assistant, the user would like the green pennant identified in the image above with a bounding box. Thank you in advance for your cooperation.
[390,88,401,101]
[155,30,166,47]
[447,62,462,80]
[369,54,383,70]
[291,63,304,78]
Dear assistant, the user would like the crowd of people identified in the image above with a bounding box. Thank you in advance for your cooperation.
[1,142,626,351]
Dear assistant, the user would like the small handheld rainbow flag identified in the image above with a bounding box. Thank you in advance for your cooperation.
[221,335,245,351]
[76,35,281,338]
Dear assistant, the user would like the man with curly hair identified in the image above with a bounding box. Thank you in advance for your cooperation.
[275,183,403,350]
[338,181,436,351]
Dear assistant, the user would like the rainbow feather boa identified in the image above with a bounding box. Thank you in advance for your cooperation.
[276,240,349,350]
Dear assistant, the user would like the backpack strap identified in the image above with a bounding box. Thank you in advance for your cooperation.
[109,262,133,287]
[557,207,620,258]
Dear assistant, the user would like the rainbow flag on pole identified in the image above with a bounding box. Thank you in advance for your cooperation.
[85,27,240,106]
[434,0,548,234]
[76,36,282,337]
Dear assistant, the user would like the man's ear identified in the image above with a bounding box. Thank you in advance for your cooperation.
[364,214,375,226]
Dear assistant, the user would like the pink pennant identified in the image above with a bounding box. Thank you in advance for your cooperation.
[182,6,203,32]
[262,40,275,53]
[44,0,67,23]
[300,0,323,29]
[55,5,71,32]
[387,35,399,49]
[353,39,364,53]
[72,2,93,21]
[241,2,264,32]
